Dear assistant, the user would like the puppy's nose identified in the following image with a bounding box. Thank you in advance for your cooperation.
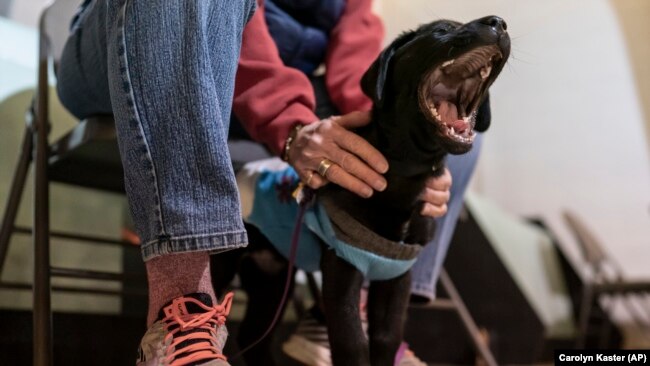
[479,16,507,33]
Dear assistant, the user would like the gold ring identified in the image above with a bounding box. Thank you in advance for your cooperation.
[317,158,334,177]
[306,171,315,186]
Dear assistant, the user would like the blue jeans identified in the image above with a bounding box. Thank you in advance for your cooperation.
[56,0,257,261]
[410,133,483,300]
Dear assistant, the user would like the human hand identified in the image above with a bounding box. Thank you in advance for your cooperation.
[287,111,388,198]
[420,167,452,218]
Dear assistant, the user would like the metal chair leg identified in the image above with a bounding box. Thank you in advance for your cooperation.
[0,127,33,273]
[440,269,498,366]
[33,119,52,366]
[576,284,594,349]
[33,43,53,364]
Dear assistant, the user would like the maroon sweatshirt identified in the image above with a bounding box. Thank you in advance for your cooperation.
[232,0,385,155]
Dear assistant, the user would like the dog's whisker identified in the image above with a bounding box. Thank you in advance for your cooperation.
[505,61,521,77]
[509,43,533,56]
[508,51,534,66]
[422,3,442,20]
[509,55,535,65]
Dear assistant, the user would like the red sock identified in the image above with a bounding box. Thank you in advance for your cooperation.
[145,251,217,326]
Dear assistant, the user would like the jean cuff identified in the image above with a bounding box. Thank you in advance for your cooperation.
[410,283,437,301]
[140,230,248,262]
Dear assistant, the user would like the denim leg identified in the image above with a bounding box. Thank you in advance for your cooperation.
[410,133,484,300]
[57,0,257,261]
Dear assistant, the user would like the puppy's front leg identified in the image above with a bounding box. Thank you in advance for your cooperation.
[367,270,411,366]
[321,248,369,366]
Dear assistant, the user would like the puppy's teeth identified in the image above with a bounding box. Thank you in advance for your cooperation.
[442,59,455,68]
[429,106,440,119]
[450,126,455,134]
[480,65,492,79]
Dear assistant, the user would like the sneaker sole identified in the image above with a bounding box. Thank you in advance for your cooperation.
[282,335,332,366]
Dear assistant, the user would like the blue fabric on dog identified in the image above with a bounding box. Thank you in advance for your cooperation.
[247,168,322,272]
[244,163,419,280]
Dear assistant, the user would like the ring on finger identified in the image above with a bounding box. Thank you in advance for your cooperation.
[317,158,334,178]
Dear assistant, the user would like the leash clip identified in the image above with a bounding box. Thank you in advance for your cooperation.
[293,183,316,207]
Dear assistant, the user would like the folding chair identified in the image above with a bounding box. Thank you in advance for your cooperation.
[0,1,136,365]
[563,210,650,348]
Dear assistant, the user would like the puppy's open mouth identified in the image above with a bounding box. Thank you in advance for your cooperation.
[419,45,503,144]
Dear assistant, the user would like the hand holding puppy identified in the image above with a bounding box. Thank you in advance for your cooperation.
[286,111,451,218]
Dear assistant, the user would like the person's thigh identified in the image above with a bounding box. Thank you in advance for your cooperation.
[57,0,113,118]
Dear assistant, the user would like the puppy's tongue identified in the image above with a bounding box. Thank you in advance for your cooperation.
[437,101,458,121]
[448,119,469,133]
[437,101,469,133]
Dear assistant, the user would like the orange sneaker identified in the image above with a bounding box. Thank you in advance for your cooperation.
[136,293,234,366]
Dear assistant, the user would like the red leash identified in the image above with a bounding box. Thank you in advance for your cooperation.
[230,186,315,360]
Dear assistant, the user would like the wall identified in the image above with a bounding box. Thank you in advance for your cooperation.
[611,1,650,152]
[4,0,46,27]
[377,0,650,279]
[0,0,11,17]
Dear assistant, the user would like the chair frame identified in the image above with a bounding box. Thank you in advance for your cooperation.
[0,3,144,365]
[408,269,498,366]
[563,211,650,348]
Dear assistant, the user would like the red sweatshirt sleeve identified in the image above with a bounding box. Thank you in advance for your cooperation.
[233,2,318,155]
[325,0,385,114]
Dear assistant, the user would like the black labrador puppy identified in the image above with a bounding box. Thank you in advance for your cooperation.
[213,15,510,366]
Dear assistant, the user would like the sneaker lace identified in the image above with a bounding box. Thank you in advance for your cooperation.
[162,292,234,366]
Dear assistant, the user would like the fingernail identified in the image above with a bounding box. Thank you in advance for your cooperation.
[379,162,389,173]
[374,179,387,191]
[363,187,373,198]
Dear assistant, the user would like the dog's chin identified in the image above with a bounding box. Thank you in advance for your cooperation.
[417,106,476,155]
[417,44,503,150]
[441,139,473,155]
[420,120,475,154]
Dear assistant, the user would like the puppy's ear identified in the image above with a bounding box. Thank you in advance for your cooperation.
[474,93,492,132]
[361,30,418,108]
